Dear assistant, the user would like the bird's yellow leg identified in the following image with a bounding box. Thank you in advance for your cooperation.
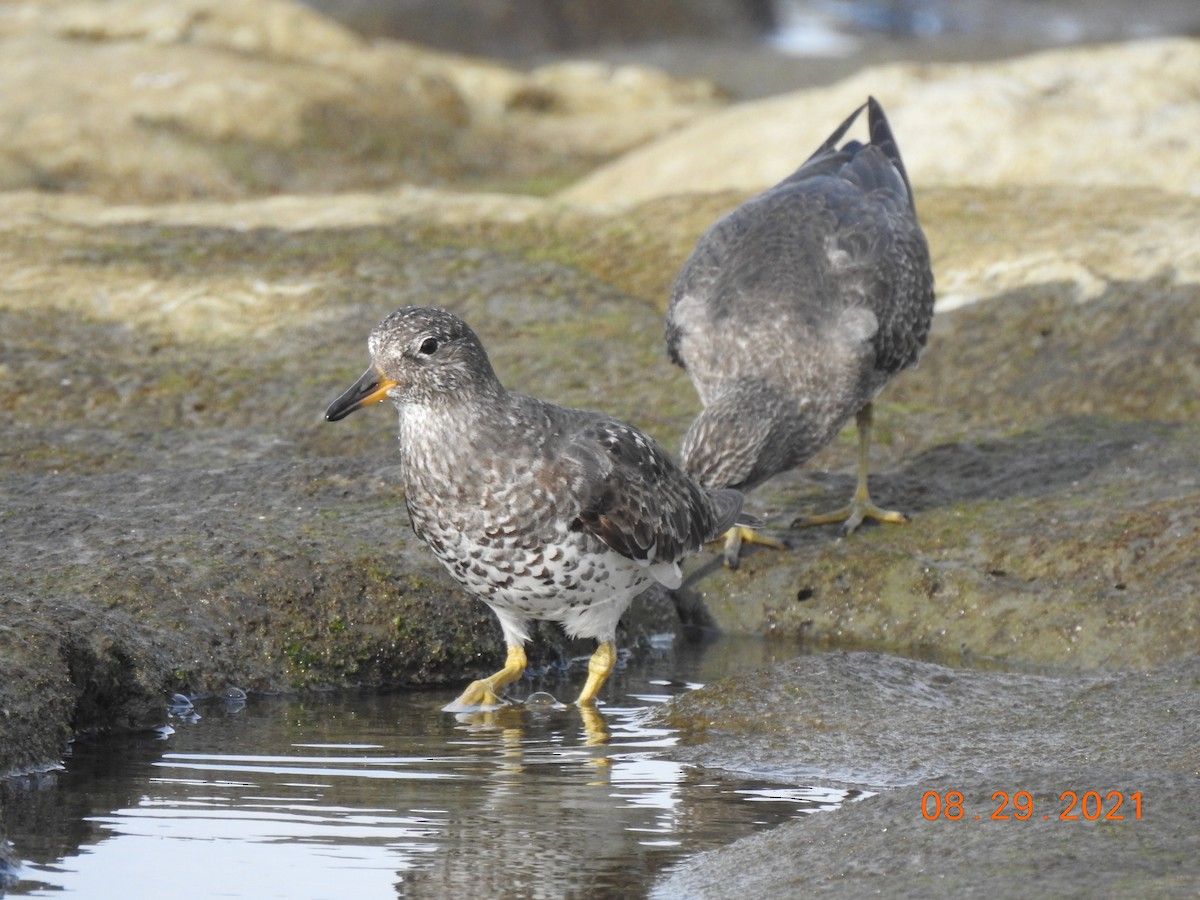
[719,526,786,570]
[791,402,911,535]
[443,644,526,711]
[575,640,617,707]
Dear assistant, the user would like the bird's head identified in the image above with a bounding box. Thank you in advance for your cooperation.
[324,306,499,422]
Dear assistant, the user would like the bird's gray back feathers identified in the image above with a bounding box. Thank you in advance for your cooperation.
[665,98,934,490]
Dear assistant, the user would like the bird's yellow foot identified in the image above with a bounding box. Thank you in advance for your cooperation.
[791,498,910,537]
[720,525,787,570]
[792,402,911,537]
[575,640,617,707]
[443,679,507,712]
[442,645,527,712]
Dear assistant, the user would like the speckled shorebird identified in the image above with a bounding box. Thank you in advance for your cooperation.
[666,96,935,567]
[325,306,745,710]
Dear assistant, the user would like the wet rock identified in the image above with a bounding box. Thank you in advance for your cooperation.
[0,839,19,890]
[657,767,1200,897]
[6,180,1196,777]
[658,652,1200,786]
[653,652,1200,897]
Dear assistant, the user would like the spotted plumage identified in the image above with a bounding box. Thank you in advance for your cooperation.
[326,306,744,709]
[666,97,935,565]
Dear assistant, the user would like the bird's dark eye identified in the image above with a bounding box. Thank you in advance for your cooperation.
[418,337,439,356]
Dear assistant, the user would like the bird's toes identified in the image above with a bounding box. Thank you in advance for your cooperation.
[443,680,508,712]
[838,513,866,538]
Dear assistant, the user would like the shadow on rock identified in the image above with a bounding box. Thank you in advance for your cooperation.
[890,416,1169,511]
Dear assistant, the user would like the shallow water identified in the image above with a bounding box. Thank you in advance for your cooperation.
[1,636,855,899]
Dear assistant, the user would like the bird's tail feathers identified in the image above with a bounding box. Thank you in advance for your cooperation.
[791,97,916,213]
[707,487,748,539]
[735,510,765,530]
[866,96,916,212]
[803,100,868,165]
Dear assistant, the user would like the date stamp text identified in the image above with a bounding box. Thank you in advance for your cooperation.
[922,790,1143,822]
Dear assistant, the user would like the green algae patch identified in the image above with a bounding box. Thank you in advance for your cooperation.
[412,190,750,311]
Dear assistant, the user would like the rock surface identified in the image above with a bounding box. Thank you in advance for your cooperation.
[561,38,1200,205]
[0,2,1198,891]
[301,0,774,56]
[0,0,722,201]
[652,653,1200,898]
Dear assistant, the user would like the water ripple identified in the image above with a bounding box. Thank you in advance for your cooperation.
[4,638,855,898]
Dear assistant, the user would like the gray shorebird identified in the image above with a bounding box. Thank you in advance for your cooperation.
[326,306,744,710]
[666,96,935,567]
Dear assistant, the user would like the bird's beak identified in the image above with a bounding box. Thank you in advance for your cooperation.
[325,366,397,422]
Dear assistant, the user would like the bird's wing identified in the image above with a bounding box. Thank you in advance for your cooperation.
[668,97,932,385]
[561,417,741,572]
[666,232,723,369]
[666,101,881,370]
[669,160,930,380]
[668,183,864,353]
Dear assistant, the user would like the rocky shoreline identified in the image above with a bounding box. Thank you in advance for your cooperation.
[1,1,1197,891]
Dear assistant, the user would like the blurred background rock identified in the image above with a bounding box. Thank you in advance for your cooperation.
[1,0,1195,202]
[300,0,1200,97]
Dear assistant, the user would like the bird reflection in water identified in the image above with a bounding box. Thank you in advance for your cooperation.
[450,692,614,758]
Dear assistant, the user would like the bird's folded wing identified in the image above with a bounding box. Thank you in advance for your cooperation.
[563,419,734,567]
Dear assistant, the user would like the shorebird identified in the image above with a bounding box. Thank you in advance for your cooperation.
[666,97,934,567]
[326,306,745,709]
